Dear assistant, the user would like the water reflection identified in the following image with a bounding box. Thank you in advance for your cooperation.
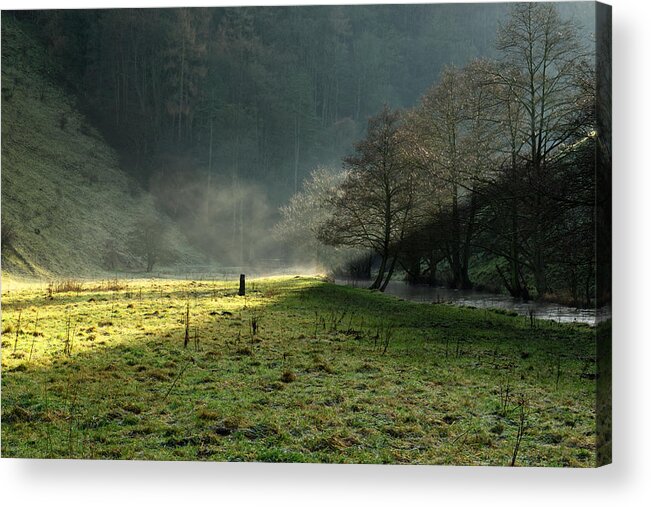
[336,279,607,326]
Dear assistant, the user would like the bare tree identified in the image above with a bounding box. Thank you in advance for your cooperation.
[493,2,591,297]
[404,62,497,288]
[128,218,169,272]
[319,106,418,291]
[275,166,357,270]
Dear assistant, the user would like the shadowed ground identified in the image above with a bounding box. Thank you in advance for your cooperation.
[1,276,598,466]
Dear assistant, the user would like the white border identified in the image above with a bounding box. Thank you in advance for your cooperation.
[2,0,650,505]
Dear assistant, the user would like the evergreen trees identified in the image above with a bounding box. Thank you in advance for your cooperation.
[24,4,510,197]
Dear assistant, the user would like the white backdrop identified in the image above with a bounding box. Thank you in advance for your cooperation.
[1,0,649,505]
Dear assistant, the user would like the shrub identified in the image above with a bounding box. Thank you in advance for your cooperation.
[127,218,173,272]
[102,239,120,270]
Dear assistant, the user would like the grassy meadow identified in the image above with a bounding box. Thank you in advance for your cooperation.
[1,276,598,466]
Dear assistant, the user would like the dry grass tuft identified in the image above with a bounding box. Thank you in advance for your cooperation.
[197,409,222,421]
[97,278,127,292]
[48,279,84,293]
[281,370,297,383]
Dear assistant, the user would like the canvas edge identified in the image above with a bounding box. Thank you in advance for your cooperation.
[595,0,612,468]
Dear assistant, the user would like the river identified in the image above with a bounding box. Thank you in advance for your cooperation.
[335,278,609,326]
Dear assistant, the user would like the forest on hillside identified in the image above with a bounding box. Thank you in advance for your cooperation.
[3,3,609,307]
[10,6,510,192]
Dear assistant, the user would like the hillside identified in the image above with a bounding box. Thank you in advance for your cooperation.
[1,18,202,278]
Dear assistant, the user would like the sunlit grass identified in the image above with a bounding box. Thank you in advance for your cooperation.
[1,276,597,465]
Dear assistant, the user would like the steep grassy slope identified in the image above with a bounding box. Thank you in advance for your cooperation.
[1,19,201,278]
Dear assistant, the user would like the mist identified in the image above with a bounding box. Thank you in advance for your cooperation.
[149,168,282,268]
[2,3,604,302]
[1,2,612,471]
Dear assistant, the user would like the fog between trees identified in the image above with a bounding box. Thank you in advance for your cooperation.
[279,3,608,307]
[7,3,606,306]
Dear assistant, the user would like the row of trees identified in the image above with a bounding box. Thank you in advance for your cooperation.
[279,3,603,306]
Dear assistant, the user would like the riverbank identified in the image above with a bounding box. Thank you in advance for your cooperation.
[336,278,607,326]
[2,276,600,465]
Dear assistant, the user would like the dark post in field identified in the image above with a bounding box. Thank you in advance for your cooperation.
[239,274,246,296]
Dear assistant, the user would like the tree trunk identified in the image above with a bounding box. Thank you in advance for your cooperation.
[508,156,526,299]
[177,34,186,142]
[460,194,477,289]
[380,254,399,292]
[208,118,213,187]
[369,252,387,290]
[450,190,462,288]
[402,255,422,285]
[293,113,300,193]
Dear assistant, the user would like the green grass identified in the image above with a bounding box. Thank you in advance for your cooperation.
[1,276,598,466]
[1,18,200,277]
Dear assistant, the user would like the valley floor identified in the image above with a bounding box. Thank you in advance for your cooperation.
[1,276,598,466]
